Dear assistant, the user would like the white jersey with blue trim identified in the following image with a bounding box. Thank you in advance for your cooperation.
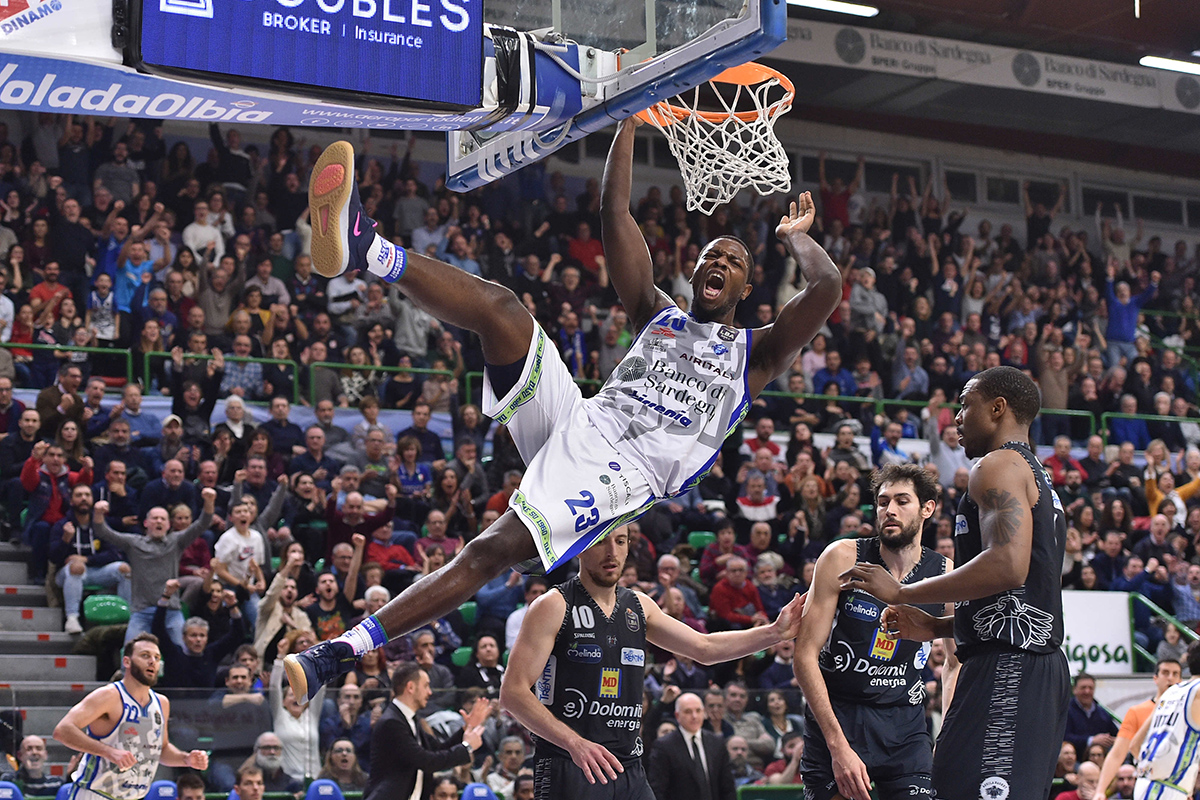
[1136,678,1200,794]
[71,683,165,800]
[584,306,751,497]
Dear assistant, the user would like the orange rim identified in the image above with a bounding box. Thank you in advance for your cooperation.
[634,62,794,126]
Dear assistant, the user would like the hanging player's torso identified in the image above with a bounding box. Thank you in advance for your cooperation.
[1137,678,1200,793]
[584,305,751,497]
[953,442,1067,659]
[820,538,947,707]
[534,577,647,763]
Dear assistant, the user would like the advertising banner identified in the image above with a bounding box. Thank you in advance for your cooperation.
[1061,590,1134,676]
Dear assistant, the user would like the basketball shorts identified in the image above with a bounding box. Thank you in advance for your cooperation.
[533,756,656,800]
[1134,778,1192,800]
[932,646,1069,800]
[483,324,656,571]
[800,701,933,800]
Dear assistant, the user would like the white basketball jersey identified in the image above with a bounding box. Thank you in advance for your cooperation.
[71,683,165,800]
[1136,678,1200,794]
[585,305,751,497]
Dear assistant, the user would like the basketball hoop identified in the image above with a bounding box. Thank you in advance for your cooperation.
[636,62,794,215]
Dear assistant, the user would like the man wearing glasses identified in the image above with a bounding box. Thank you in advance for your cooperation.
[250,732,303,794]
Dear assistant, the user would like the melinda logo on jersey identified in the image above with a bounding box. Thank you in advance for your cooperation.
[843,596,880,622]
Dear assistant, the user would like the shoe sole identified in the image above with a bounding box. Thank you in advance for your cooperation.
[283,653,312,701]
[309,140,356,279]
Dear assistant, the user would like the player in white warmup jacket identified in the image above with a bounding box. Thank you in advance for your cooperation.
[53,634,208,800]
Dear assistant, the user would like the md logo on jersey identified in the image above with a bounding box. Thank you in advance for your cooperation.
[625,607,640,632]
[599,668,620,698]
[843,596,880,622]
[620,647,645,667]
[567,644,603,664]
[869,628,897,661]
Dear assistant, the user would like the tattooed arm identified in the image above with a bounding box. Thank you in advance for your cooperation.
[839,450,1035,604]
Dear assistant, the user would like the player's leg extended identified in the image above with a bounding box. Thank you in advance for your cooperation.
[308,140,532,366]
[284,510,537,701]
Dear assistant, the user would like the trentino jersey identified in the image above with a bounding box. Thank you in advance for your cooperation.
[1136,678,1200,793]
[585,305,751,498]
[533,577,647,764]
[819,538,946,707]
[953,441,1067,659]
[71,682,165,800]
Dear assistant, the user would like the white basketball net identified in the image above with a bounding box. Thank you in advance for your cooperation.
[642,72,793,215]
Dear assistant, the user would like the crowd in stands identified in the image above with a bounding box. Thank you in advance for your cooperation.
[0,113,1196,799]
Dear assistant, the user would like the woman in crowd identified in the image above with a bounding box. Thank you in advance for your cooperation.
[383,353,419,410]
[55,420,88,472]
[245,428,287,480]
[271,629,325,781]
[134,319,168,391]
[340,346,380,407]
[318,738,370,792]
[283,474,329,566]
[395,436,433,501]
[430,468,475,540]
[762,689,805,761]
[452,404,490,455]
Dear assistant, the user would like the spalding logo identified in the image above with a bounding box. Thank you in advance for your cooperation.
[843,597,880,622]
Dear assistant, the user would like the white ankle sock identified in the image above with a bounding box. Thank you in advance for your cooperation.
[365,235,407,283]
[333,615,389,656]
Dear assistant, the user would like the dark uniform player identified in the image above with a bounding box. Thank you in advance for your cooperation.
[500,525,805,798]
[795,464,949,800]
[843,366,1071,800]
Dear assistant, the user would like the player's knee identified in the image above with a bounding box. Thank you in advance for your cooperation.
[462,517,530,574]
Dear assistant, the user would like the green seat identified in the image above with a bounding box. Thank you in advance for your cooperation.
[688,531,716,550]
[314,558,326,572]
[501,649,510,667]
[179,601,190,619]
[458,601,477,629]
[451,646,474,668]
[691,567,701,582]
[83,595,130,627]
[271,556,281,572]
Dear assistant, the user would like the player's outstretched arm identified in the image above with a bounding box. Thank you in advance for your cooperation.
[790,540,872,800]
[600,119,672,331]
[841,452,1034,605]
[748,193,842,396]
[640,591,804,666]
[499,591,624,786]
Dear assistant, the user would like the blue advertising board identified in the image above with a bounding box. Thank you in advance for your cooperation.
[136,0,483,108]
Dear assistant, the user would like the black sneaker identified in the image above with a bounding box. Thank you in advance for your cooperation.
[283,640,357,702]
[308,140,377,279]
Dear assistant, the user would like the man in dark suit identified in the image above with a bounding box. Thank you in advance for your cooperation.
[649,692,736,800]
[35,363,85,439]
[365,661,489,800]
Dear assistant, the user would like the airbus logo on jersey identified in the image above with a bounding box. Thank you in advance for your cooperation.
[123,726,139,737]
[620,647,645,666]
[650,327,676,339]
[567,644,603,664]
[843,596,880,622]
[599,668,620,698]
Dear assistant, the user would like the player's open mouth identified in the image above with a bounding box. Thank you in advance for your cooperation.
[703,271,725,300]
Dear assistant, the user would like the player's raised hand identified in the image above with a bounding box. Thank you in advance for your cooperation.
[776,191,816,239]
[567,736,623,785]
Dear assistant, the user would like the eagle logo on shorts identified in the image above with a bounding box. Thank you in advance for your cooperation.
[972,594,1055,649]
[979,776,1010,800]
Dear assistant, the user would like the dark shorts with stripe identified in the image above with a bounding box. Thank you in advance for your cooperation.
[800,700,934,800]
[533,756,655,800]
[933,646,1070,800]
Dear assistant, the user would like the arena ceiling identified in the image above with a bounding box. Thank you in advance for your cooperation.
[768,0,1200,171]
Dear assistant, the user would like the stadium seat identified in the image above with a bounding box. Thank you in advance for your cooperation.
[688,531,716,550]
[146,781,178,800]
[83,595,130,627]
[0,781,23,800]
[459,601,477,628]
[305,779,346,800]
[314,558,326,572]
[271,556,281,572]
[451,646,474,668]
[54,785,70,800]
[462,784,499,800]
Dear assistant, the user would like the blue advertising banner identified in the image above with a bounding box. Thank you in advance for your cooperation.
[138,0,483,107]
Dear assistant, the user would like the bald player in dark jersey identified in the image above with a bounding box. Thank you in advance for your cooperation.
[500,525,805,798]
[841,366,1070,800]
[795,463,950,800]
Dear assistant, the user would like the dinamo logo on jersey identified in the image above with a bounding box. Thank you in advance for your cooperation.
[599,668,620,698]
[869,628,897,661]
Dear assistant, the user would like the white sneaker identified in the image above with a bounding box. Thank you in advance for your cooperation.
[64,614,83,634]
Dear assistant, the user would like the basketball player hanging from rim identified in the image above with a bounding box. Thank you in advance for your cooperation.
[284,116,843,701]
[841,366,1071,800]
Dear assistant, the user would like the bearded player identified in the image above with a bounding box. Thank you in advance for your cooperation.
[285,118,842,700]
[54,634,208,800]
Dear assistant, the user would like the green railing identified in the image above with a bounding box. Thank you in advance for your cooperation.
[1130,592,1199,671]
[0,341,133,382]
[464,370,602,404]
[145,352,301,406]
[1100,411,1192,446]
[310,362,453,407]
